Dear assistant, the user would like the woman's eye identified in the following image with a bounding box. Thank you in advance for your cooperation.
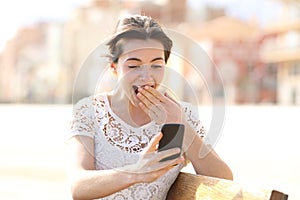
[152,65,163,68]
[128,65,140,68]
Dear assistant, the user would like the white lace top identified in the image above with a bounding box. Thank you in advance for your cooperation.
[69,93,206,200]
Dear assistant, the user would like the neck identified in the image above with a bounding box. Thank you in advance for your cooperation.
[129,101,151,125]
[109,89,151,127]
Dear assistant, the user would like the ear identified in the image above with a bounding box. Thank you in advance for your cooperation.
[110,63,117,75]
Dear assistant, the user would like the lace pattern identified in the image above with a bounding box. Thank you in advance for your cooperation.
[70,94,207,200]
[181,102,206,137]
[102,114,158,153]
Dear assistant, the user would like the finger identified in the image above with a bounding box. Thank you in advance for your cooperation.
[147,155,184,172]
[145,133,162,153]
[152,132,163,145]
[137,90,165,113]
[164,92,180,106]
[137,92,156,110]
[139,102,165,124]
[138,98,161,117]
[149,104,166,124]
[137,88,161,107]
[147,108,162,124]
[138,102,159,119]
[155,148,181,162]
[173,156,185,166]
[148,104,163,117]
[143,147,180,161]
[143,86,165,103]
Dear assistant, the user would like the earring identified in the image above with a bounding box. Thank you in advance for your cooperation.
[110,63,117,72]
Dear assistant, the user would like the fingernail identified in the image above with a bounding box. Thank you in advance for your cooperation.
[175,148,181,153]
[139,88,145,93]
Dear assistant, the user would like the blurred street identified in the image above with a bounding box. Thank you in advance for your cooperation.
[0,104,299,199]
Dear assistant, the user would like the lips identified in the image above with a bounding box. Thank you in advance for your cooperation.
[132,85,155,94]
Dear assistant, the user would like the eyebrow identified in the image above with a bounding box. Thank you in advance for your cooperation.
[151,57,164,62]
[125,57,164,62]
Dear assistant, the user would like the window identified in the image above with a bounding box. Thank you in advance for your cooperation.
[289,62,300,76]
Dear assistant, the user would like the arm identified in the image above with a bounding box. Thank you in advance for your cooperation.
[136,87,233,180]
[66,134,184,200]
[183,122,233,180]
[67,136,136,200]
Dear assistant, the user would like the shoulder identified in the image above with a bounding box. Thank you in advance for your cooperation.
[74,95,93,108]
[180,101,193,109]
[72,93,109,116]
[180,101,206,137]
[74,93,108,108]
[180,101,199,117]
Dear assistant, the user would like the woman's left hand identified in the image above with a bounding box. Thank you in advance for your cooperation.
[137,86,183,124]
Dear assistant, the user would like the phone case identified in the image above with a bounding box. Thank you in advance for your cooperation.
[158,123,185,162]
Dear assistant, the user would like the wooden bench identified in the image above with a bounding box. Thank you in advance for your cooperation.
[166,172,288,200]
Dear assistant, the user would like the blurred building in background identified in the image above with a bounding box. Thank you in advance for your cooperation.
[0,0,300,105]
[0,22,65,103]
[185,16,263,104]
[260,19,300,105]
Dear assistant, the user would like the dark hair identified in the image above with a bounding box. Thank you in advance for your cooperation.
[107,15,173,63]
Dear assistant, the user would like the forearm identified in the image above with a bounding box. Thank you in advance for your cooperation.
[188,137,233,180]
[67,135,182,200]
[183,122,233,180]
[70,169,137,200]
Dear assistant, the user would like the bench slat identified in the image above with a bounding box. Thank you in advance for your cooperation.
[166,172,288,200]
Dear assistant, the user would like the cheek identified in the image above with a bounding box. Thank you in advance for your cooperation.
[117,66,130,80]
[155,70,165,83]
[117,70,135,86]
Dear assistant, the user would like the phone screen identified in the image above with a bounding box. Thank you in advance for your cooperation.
[158,123,185,162]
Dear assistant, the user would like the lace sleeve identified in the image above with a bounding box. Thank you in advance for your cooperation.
[181,102,206,138]
[69,96,96,138]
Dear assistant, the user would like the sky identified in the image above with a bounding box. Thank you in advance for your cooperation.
[0,0,85,51]
[0,0,284,52]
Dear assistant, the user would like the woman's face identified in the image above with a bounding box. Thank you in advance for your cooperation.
[113,39,166,106]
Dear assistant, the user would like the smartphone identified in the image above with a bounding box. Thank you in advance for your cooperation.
[158,123,185,162]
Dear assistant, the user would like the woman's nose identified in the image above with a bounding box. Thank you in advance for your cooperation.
[140,66,152,80]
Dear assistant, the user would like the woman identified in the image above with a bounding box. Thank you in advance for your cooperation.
[67,15,233,200]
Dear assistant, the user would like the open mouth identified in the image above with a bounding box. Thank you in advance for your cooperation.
[132,85,155,94]
[133,85,139,95]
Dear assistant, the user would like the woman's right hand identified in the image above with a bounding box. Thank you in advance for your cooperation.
[119,133,184,183]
